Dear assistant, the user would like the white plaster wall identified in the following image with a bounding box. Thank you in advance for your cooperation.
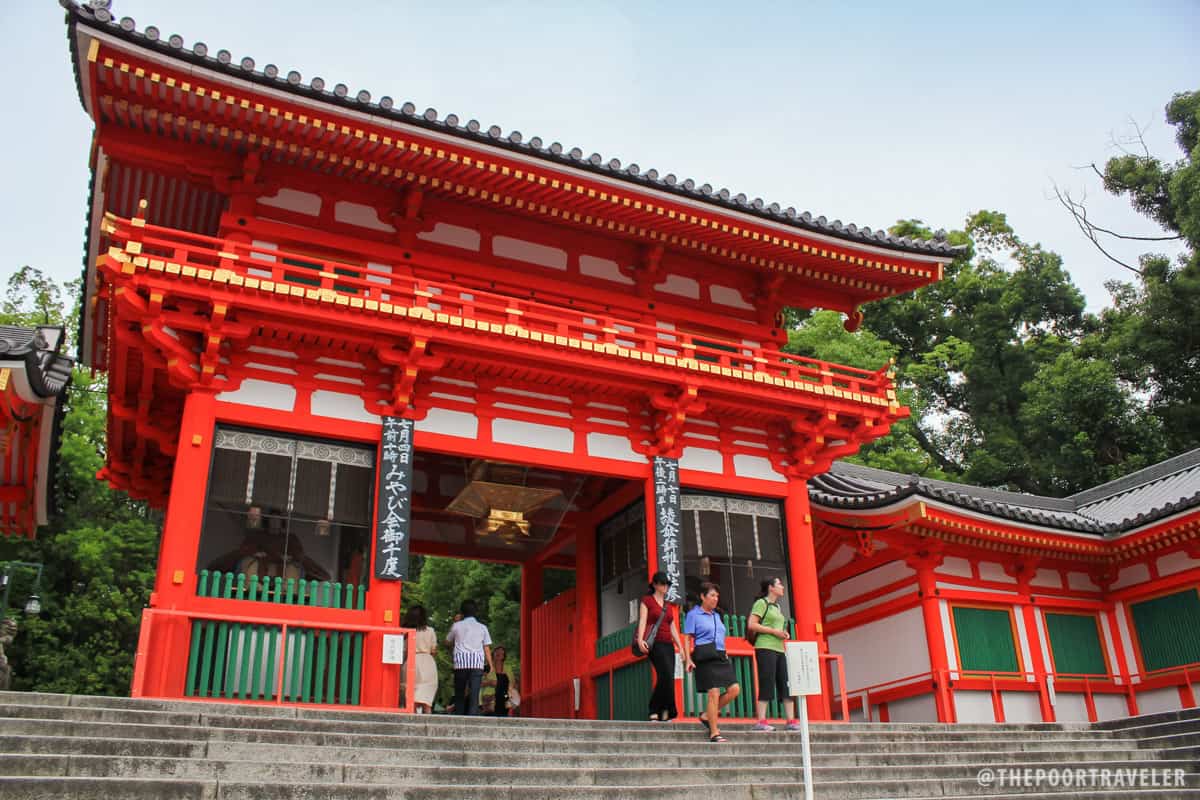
[979,561,1015,583]
[1053,692,1091,723]
[1114,602,1140,683]
[416,408,479,439]
[679,446,722,473]
[1098,614,1122,682]
[955,690,998,723]
[310,390,378,424]
[1013,609,1036,683]
[827,587,918,622]
[493,236,567,270]
[1031,569,1062,588]
[248,240,277,278]
[1136,686,1182,715]
[1112,563,1152,590]
[334,201,394,232]
[828,560,915,605]
[586,432,645,463]
[417,223,481,251]
[259,187,320,215]
[940,600,958,672]
[820,545,855,576]
[940,557,973,578]
[709,285,753,309]
[1002,691,1043,723]
[827,607,930,692]
[216,379,296,411]
[1067,572,1100,591]
[492,418,574,453]
[1157,551,1200,577]
[655,274,700,299]
[886,693,938,723]
[579,255,633,284]
[1094,693,1130,721]
[732,454,785,482]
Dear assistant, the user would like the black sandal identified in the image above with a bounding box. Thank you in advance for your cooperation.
[709,734,728,743]
[698,715,710,732]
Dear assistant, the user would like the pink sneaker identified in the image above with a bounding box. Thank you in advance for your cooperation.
[785,721,802,732]
[752,721,775,732]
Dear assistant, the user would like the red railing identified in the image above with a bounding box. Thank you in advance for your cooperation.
[102,213,896,405]
[836,661,1200,723]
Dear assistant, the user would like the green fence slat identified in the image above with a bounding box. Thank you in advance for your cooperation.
[221,623,240,698]
[298,579,308,607]
[301,628,316,703]
[344,584,353,609]
[197,570,209,598]
[286,578,296,605]
[263,625,278,700]
[338,631,351,703]
[248,625,264,699]
[291,630,305,702]
[314,630,328,703]
[209,571,222,597]
[235,573,246,601]
[223,572,236,599]
[249,575,260,602]
[357,585,366,610]
[333,582,343,610]
[350,633,363,705]
[198,620,216,697]
[185,620,204,697]
[326,631,340,703]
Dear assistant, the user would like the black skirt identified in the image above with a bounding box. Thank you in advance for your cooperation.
[694,653,736,693]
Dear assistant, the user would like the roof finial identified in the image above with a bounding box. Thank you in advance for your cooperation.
[86,0,112,10]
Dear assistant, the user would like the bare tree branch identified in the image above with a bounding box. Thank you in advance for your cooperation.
[1052,181,1145,276]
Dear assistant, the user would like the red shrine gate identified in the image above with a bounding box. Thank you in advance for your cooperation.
[63,3,957,717]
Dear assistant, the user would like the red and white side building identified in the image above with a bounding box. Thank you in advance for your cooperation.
[56,2,1198,723]
[0,326,73,538]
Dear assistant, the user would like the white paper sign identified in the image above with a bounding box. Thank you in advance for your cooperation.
[786,641,821,696]
[382,633,406,664]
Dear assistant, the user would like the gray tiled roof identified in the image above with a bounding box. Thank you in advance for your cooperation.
[62,1,961,261]
[0,326,74,398]
[810,452,1200,536]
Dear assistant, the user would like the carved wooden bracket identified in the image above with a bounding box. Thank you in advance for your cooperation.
[377,336,445,419]
[638,383,705,458]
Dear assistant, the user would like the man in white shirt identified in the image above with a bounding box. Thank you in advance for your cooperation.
[445,599,494,715]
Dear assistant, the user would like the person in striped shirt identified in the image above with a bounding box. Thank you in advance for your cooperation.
[445,599,495,716]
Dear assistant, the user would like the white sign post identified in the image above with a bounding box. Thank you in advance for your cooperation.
[381,634,406,665]
[786,641,821,800]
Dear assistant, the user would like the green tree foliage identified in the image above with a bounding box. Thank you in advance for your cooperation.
[1089,91,1200,449]
[789,210,1167,496]
[0,268,160,695]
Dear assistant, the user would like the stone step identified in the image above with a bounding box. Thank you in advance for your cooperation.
[0,734,1159,768]
[0,702,1117,744]
[1,776,1198,800]
[0,691,1095,733]
[0,718,1147,757]
[0,752,1192,789]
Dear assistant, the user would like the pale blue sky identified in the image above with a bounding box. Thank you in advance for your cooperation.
[2,1,1196,311]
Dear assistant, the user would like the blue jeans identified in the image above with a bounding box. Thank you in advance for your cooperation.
[453,668,484,715]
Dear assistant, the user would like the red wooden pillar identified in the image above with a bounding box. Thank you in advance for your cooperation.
[147,388,216,697]
[361,577,403,708]
[909,555,955,723]
[784,477,830,720]
[520,560,543,700]
[574,522,599,719]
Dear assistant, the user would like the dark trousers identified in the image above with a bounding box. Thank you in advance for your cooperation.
[648,641,678,719]
[453,668,484,716]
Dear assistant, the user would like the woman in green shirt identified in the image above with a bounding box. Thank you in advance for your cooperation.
[747,576,800,732]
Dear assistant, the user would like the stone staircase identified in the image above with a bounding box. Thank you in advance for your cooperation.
[0,691,1197,799]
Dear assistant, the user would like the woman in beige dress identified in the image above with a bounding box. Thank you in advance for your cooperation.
[403,605,438,713]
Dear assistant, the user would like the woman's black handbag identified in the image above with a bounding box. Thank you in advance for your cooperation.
[691,642,723,663]
[631,599,670,658]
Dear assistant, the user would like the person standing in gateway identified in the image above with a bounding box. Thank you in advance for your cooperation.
[445,599,495,716]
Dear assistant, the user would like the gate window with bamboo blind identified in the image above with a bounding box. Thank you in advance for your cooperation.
[198,427,375,594]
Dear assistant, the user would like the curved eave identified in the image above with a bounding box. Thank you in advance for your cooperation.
[62,2,961,266]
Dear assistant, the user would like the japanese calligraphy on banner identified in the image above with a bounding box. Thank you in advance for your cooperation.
[652,456,682,604]
[375,416,413,581]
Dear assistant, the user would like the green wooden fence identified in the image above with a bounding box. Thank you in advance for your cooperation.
[185,571,366,705]
[196,570,367,609]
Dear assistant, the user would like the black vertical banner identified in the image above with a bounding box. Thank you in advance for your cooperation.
[652,456,682,604]
[375,416,413,581]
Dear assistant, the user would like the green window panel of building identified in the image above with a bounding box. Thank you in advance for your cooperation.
[1044,612,1107,676]
[952,606,1020,673]
[1130,588,1200,672]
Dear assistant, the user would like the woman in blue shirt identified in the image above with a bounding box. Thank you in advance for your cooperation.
[683,582,741,742]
